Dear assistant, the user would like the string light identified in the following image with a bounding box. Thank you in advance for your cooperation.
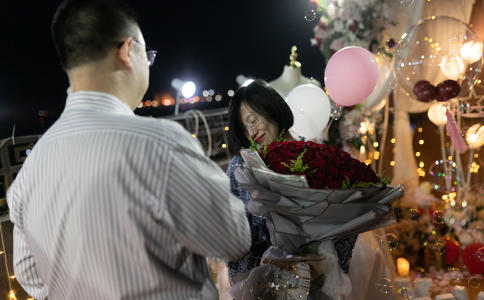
[221,144,227,149]
[418,139,424,145]
[470,162,480,173]
[419,161,425,168]
[390,161,395,166]
[474,153,479,158]
[391,138,396,144]
[373,142,379,148]
[1,224,15,300]
[415,152,421,157]
[224,126,229,131]
[417,127,423,133]
[8,290,16,300]
[373,151,380,160]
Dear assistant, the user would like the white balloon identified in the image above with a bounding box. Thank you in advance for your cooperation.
[286,84,331,140]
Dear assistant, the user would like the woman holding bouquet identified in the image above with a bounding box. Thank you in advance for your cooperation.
[224,80,398,300]
[225,80,295,281]
[225,80,358,282]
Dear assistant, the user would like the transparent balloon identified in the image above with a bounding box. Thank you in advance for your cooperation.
[394,16,482,101]
[361,52,396,112]
[375,278,393,294]
[380,233,399,251]
[432,240,446,255]
[399,0,415,7]
[448,267,463,284]
[409,208,421,221]
[428,159,460,193]
[431,210,445,226]
[397,287,411,299]
[414,267,426,278]
[468,276,481,289]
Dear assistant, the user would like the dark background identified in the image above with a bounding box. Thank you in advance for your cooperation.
[2,0,326,138]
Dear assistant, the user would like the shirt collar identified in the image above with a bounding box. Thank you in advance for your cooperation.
[65,91,135,116]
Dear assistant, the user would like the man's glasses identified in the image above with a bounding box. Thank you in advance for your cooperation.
[116,38,157,67]
[131,39,157,67]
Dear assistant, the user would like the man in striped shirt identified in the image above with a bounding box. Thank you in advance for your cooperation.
[6,1,251,299]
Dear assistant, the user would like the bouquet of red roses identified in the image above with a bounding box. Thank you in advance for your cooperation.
[260,140,380,189]
[230,140,404,300]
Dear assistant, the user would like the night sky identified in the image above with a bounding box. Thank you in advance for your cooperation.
[2,0,326,139]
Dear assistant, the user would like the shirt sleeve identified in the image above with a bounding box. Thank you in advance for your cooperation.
[163,134,251,262]
[7,186,49,299]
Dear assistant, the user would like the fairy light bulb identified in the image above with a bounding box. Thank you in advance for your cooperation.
[466,123,484,149]
[459,40,483,63]
[8,290,16,300]
[427,103,447,126]
[359,122,367,134]
[440,55,465,80]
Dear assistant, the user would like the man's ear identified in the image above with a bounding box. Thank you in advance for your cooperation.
[117,37,133,69]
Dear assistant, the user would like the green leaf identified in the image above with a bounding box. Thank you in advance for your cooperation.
[276,129,287,142]
[280,149,311,173]
[341,176,352,189]
[379,171,392,185]
[261,144,268,157]
[248,136,259,152]
[342,176,378,189]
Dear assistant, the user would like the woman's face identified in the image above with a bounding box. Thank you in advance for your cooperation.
[239,102,279,146]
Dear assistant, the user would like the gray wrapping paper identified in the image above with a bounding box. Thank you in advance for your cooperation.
[236,149,405,254]
[229,149,404,299]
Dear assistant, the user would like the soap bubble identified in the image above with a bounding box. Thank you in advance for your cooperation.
[375,278,393,294]
[380,233,399,251]
[397,287,411,299]
[468,276,481,289]
[431,210,445,226]
[304,10,316,22]
[409,208,421,221]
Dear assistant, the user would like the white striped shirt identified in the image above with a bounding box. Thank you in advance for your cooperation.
[7,91,251,299]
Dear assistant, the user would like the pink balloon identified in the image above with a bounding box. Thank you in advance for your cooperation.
[324,46,379,106]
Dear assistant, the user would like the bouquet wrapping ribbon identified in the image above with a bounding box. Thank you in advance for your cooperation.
[229,246,312,300]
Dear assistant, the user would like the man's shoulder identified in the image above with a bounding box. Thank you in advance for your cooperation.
[123,115,196,148]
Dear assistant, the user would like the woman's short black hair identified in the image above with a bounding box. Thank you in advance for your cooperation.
[51,0,139,70]
[227,79,294,155]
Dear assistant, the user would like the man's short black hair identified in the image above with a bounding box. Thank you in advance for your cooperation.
[51,0,139,70]
[227,80,294,155]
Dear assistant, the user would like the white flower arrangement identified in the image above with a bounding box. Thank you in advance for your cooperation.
[311,0,396,63]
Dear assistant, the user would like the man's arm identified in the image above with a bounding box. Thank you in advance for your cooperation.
[7,185,48,299]
[12,226,49,299]
[163,146,251,261]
